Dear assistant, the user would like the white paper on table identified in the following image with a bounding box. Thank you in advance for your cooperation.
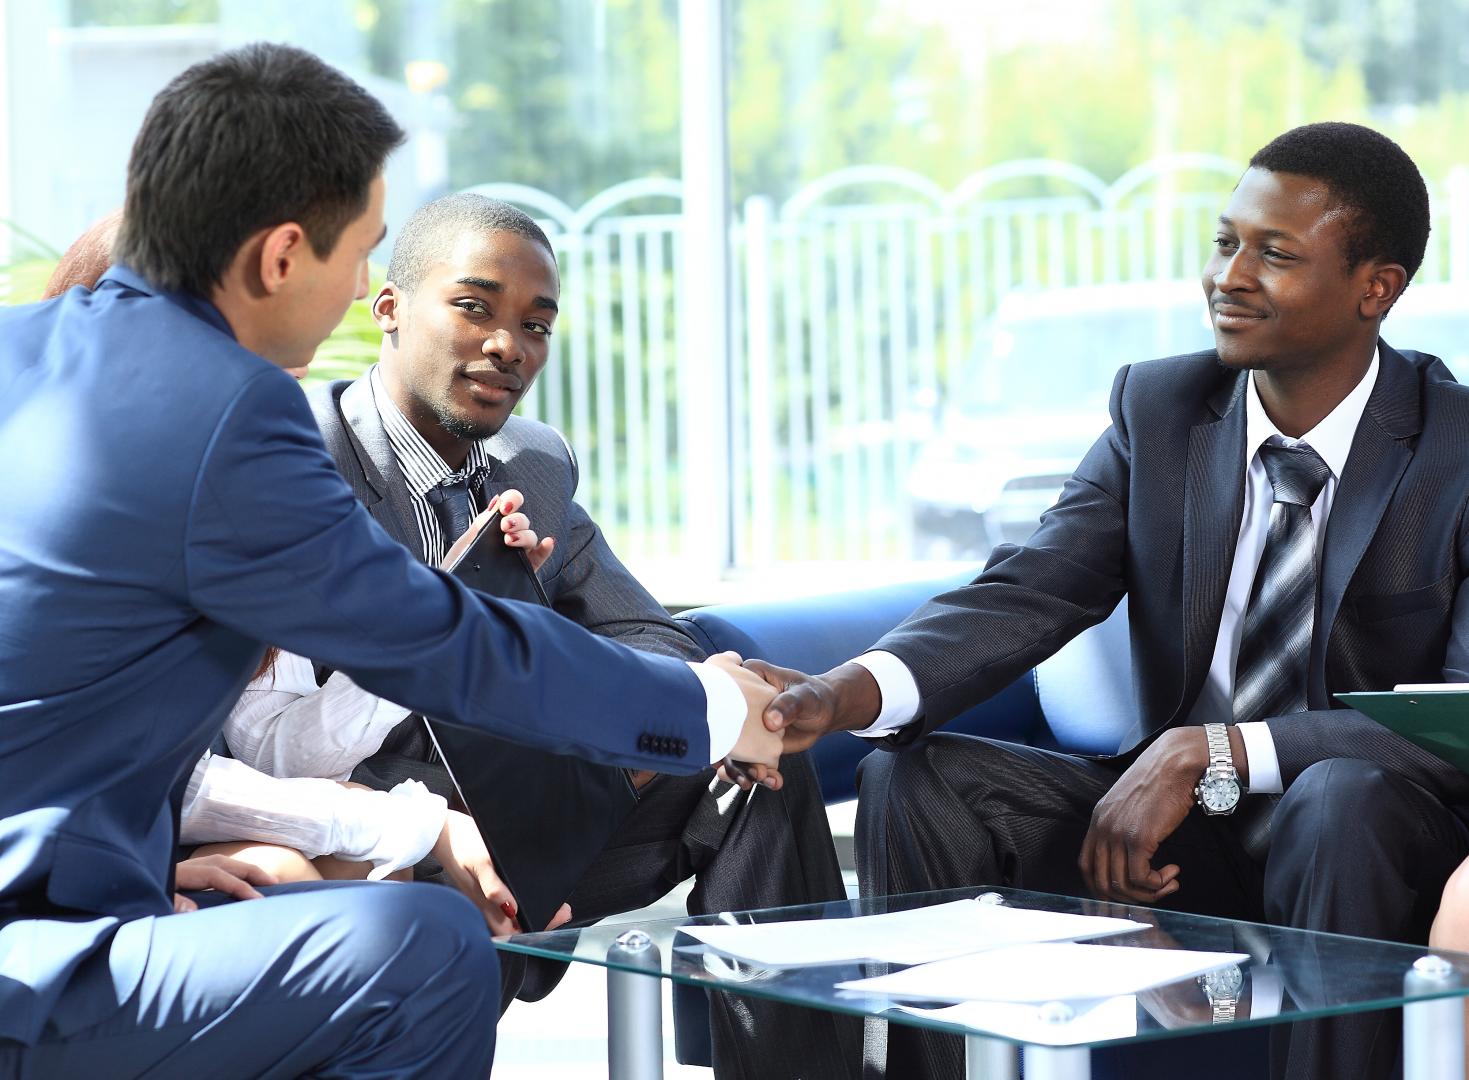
[834,942,1249,1002]
[675,899,1146,968]
[894,995,1139,1047]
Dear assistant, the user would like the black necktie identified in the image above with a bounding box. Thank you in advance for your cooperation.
[425,468,488,547]
[1231,441,1333,858]
[426,476,473,544]
[408,468,487,766]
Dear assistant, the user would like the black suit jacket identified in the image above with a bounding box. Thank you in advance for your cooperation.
[307,373,703,662]
[878,343,1469,803]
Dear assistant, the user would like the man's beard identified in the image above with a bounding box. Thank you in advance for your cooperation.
[435,400,504,443]
[1215,349,1273,372]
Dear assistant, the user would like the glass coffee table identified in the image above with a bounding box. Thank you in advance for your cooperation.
[495,886,1469,1079]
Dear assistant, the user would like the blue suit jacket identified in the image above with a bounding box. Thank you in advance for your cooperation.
[0,266,708,1045]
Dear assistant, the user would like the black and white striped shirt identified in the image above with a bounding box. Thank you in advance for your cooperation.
[370,366,494,565]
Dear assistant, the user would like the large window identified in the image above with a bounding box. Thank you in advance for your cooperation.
[5,0,1468,589]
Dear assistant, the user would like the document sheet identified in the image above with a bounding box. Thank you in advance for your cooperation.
[895,995,1139,1046]
[835,942,1249,1003]
[677,898,1146,967]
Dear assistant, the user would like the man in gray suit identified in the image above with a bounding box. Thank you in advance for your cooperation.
[747,123,1469,1080]
[306,194,856,1079]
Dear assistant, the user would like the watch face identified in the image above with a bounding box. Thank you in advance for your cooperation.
[1199,775,1241,812]
[1202,965,1245,998]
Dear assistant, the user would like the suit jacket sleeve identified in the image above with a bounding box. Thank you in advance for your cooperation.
[1266,561,1469,805]
[875,366,1134,744]
[544,496,706,662]
[182,370,711,773]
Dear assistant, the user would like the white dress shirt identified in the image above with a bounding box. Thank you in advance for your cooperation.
[180,752,448,880]
[179,649,448,875]
[224,650,413,780]
[854,349,1383,799]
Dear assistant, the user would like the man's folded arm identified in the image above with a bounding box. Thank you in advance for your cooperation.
[1266,708,1469,804]
[184,371,724,773]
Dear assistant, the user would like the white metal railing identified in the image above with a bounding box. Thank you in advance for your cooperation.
[467,157,1469,570]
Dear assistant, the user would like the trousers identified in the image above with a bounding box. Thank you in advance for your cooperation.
[1,880,500,1079]
[855,734,1469,1080]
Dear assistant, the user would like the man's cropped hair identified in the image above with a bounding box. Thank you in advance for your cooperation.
[387,193,556,293]
[116,43,405,297]
[1250,121,1430,282]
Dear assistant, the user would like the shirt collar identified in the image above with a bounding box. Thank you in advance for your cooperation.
[97,263,237,340]
[1244,344,1381,481]
[369,365,491,497]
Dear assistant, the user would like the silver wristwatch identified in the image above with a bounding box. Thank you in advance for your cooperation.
[1194,723,1242,816]
[1199,965,1244,1023]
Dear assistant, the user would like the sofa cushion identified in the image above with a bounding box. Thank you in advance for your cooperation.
[1033,596,1135,755]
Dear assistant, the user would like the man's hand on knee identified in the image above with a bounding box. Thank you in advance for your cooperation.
[1079,728,1207,904]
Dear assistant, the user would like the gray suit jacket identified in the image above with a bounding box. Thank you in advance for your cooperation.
[879,343,1469,804]
[307,372,703,663]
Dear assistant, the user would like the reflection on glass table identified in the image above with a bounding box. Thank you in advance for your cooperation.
[495,885,1469,1080]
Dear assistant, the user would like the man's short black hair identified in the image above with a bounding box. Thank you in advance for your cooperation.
[386,194,556,293]
[1249,121,1430,281]
[116,43,405,297]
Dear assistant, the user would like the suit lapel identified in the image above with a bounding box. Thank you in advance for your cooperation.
[476,444,508,509]
[1313,344,1421,703]
[339,375,426,561]
[1178,371,1248,719]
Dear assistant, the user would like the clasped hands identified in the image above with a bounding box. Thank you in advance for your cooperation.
[709,657,885,792]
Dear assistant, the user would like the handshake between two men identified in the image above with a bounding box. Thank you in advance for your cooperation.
[713,656,882,793]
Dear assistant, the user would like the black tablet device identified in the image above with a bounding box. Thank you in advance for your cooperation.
[425,510,638,932]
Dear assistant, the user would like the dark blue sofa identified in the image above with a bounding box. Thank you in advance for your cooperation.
[669,572,1267,1077]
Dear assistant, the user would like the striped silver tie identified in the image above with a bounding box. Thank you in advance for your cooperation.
[1231,441,1332,859]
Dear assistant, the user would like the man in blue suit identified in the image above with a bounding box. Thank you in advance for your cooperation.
[0,43,782,1078]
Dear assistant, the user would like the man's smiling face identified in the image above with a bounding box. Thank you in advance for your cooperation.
[378,227,560,446]
[1203,166,1380,375]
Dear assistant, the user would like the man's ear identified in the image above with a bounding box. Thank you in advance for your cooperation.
[373,284,402,333]
[257,222,309,296]
[1360,262,1408,320]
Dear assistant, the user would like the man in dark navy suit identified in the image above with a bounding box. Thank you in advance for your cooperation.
[0,43,783,1078]
[751,123,1469,1079]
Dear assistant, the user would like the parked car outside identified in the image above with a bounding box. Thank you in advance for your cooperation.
[908,281,1214,560]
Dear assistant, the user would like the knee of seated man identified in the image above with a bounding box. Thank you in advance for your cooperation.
[1274,758,1412,851]
[330,882,498,994]
[855,744,923,815]
[857,734,979,824]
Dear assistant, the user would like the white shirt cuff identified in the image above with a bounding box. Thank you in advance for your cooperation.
[334,780,448,880]
[1250,968,1284,1019]
[1237,721,1283,795]
[688,661,744,763]
[850,651,922,737]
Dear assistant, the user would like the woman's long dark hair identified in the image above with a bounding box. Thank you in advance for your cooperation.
[251,646,281,682]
